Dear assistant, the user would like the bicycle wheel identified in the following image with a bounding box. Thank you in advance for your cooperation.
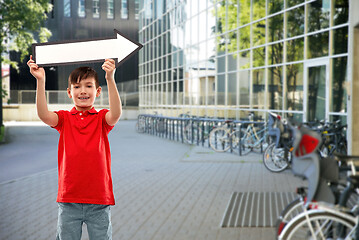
[239,129,254,155]
[230,130,240,149]
[209,127,231,152]
[136,117,146,133]
[183,124,202,144]
[278,210,356,240]
[263,143,289,173]
[276,197,305,237]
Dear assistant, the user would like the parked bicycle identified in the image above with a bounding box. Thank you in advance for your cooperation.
[209,113,269,154]
[208,120,242,153]
[278,156,359,239]
[318,120,348,157]
[276,123,359,239]
[263,112,293,173]
[240,113,269,153]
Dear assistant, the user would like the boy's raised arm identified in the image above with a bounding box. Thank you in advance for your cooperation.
[102,59,122,126]
[27,56,58,127]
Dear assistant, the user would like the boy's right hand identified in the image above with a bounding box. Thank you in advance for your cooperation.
[27,55,45,81]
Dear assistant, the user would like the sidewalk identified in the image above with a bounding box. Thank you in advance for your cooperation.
[0,120,305,240]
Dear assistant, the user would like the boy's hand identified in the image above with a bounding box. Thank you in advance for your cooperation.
[27,55,45,81]
[102,59,116,81]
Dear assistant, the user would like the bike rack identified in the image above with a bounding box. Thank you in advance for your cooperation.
[137,114,267,156]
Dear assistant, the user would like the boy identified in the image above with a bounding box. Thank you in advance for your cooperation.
[27,56,121,240]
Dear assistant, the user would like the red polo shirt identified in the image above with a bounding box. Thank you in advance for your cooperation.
[53,107,115,205]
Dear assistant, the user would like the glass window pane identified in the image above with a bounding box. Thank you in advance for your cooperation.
[228,72,237,105]
[239,25,250,50]
[208,76,215,105]
[135,0,140,19]
[183,79,191,105]
[198,11,208,43]
[287,6,304,38]
[307,31,329,59]
[217,74,225,105]
[331,57,347,113]
[192,15,199,44]
[287,0,304,8]
[286,63,303,111]
[227,2,238,31]
[253,0,266,20]
[268,66,283,110]
[217,55,226,73]
[307,65,326,121]
[334,0,349,26]
[228,53,237,72]
[239,50,250,69]
[93,0,100,18]
[308,0,330,32]
[239,70,250,107]
[253,46,265,67]
[64,0,71,17]
[172,52,178,68]
[268,0,283,14]
[107,0,114,19]
[253,20,266,46]
[78,0,85,18]
[268,14,283,42]
[287,38,304,62]
[268,43,283,65]
[121,0,128,19]
[252,69,265,109]
[227,30,237,53]
[239,0,251,26]
[334,27,348,55]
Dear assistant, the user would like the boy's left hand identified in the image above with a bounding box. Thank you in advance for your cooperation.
[102,59,116,80]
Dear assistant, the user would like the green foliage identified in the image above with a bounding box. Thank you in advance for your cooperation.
[0,125,4,142]
[0,0,53,63]
[0,0,52,125]
[1,85,8,99]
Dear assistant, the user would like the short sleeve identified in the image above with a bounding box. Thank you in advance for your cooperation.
[100,109,115,133]
[52,110,65,132]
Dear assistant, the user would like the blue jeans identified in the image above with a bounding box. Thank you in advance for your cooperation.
[56,203,112,240]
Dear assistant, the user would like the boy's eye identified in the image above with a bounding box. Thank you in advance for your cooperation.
[74,86,80,89]
[87,85,93,88]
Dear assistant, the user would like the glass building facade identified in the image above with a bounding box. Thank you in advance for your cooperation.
[138,0,349,122]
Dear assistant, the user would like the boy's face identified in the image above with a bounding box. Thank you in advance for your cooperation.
[67,77,101,111]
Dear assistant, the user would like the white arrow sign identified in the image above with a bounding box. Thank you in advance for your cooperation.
[32,29,143,67]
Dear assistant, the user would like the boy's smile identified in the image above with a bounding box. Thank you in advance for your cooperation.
[67,78,101,111]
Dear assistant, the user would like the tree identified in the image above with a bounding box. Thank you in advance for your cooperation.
[0,0,52,130]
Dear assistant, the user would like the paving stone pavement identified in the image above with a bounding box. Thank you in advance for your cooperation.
[0,120,305,240]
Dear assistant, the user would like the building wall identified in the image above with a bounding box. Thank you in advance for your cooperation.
[349,0,359,154]
[138,0,350,124]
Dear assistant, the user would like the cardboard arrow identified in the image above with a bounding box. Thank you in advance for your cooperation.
[32,29,143,67]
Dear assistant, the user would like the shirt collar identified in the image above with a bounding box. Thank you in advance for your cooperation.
[70,107,98,115]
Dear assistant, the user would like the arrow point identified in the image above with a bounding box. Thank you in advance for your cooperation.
[113,30,143,67]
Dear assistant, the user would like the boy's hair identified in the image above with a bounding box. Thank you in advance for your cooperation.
[68,67,99,88]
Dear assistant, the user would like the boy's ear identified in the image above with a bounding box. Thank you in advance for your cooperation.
[67,88,72,98]
[96,86,102,97]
